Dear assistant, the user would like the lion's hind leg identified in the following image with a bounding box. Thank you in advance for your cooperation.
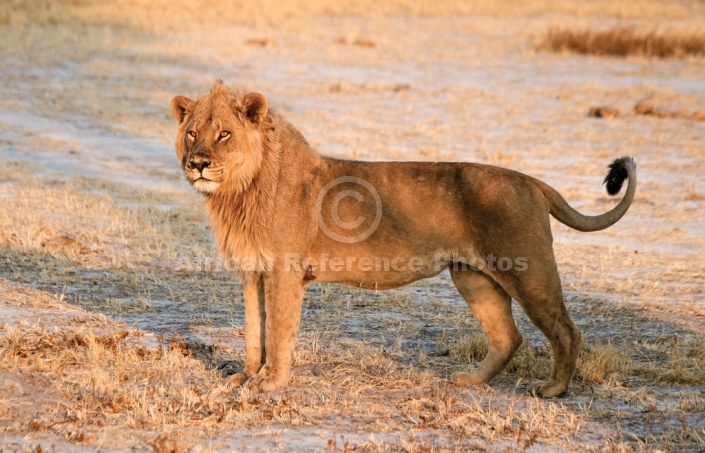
[449,269,522,387]
[504,260,581,398]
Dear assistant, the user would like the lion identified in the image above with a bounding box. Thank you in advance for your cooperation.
[170,80,636,398]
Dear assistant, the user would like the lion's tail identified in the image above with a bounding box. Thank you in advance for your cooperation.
[532,156,637,232]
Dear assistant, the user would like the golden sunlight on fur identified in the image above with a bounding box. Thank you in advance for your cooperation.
[171,81,636,398]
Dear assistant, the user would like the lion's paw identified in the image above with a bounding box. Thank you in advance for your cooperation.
[247,374,287,393]
[530,381,568,398]
[227,373,249,388]
[450,371,488,386]
[258,377,285,392]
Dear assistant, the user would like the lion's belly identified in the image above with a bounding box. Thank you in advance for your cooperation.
[309,257,445,289]
[297,242,478,289]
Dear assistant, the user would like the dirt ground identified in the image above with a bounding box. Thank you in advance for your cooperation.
[1,1,704,452]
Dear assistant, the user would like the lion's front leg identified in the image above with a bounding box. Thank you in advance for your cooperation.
[250,271,305,392]
[243,274,267,375]
[229,274,266,387]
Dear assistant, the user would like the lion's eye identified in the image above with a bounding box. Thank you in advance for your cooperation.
[188,130,197,139]
[219,131,231,140]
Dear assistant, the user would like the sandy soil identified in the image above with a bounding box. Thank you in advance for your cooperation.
[1,7,704,453]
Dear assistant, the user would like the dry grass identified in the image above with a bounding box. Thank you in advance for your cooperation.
[1,0,703,30]
[2,169,703,450]
[540,26,705,58]
[631,336,705,385]
[0,320,591,450]
[0,326,236,432]
[441,329,705,387]
[578,341,631,383]
[0,164,210,271]
[0,167,582,449]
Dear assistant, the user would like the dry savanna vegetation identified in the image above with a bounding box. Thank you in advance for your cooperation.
[541,26,705,59]
[1,0,704,451]
[2,0,703,30]
[1,174,703,451]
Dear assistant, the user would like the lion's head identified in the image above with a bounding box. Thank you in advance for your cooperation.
[170,80,269,195]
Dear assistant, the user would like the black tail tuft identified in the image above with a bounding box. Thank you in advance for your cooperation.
[603,156,634,196]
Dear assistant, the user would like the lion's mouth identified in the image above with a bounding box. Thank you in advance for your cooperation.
[184,163,224,194]
[191,177,221,194]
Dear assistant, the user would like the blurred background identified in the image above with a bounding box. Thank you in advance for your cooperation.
[1,2,704,451]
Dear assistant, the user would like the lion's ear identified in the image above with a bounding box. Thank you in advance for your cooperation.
[241,93,268,125]
[171,96,195,124]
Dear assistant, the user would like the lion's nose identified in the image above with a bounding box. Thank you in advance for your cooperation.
[188,157,210,172]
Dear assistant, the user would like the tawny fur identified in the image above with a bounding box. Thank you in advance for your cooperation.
[171,80,637,397]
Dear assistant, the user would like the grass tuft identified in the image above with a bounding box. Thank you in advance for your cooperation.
[540,26,705,58]
[448,332,488,364]
[578,341,631,383]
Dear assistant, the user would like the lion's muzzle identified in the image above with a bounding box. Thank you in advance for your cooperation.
[186,155,211,173]
[184,155,221,194]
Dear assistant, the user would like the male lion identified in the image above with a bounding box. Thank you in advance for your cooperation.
[171,80,636,398]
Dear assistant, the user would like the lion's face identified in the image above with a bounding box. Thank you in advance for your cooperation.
[171,81,269,195]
